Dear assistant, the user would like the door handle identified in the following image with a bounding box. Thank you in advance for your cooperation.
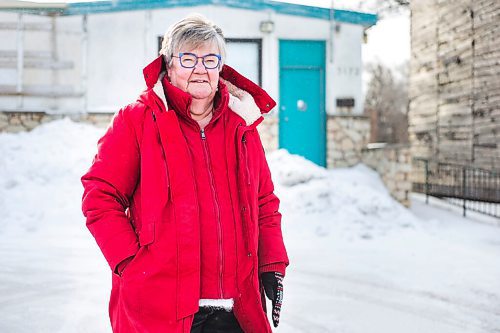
[297,99,307,112]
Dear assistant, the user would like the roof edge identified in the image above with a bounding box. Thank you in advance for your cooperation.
[0,0,377,27]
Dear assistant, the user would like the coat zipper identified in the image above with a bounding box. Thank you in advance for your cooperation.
[240,131,251,257]
[152,111,171,201]
[242,134,251,186]
[200,128,224,298]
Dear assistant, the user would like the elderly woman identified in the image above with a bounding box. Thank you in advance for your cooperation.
[81,14,288,333]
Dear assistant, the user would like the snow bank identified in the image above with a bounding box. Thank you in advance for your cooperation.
[0,119,417,239]
[268,149,418,240]
[0,118,103,234]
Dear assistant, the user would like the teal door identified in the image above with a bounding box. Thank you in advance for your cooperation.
[279,40,326,167]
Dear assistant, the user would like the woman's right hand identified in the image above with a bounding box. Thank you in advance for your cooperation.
[115,255,135,276]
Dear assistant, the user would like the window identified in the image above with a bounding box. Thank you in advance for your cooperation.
[225,39,262,86]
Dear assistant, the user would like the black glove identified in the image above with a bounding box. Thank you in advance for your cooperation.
[261,272,284,327]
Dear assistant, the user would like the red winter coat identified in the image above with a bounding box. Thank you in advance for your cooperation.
[81,55,289,333]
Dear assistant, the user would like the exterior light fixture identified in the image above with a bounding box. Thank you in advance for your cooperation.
[259,20,274,33]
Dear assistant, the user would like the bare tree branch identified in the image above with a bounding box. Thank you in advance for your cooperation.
[365,61,409,143]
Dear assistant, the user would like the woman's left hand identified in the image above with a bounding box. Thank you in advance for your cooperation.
[261,272,284,327]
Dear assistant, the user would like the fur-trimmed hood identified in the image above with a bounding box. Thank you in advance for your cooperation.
[140,55,276,127]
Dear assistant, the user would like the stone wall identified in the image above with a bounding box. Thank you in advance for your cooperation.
[409,0,500,170]
[327,115,370,168]
[257,115,279,153]
[74,113,114,128]
[0,111,114,133]
[0,111,53,133]
[361,144,412,207]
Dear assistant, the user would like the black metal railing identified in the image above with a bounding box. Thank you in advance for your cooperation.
[413,158,500,218]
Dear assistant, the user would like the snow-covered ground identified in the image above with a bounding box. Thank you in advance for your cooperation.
[1,119,499,333]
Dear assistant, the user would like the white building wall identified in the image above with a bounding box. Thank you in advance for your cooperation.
[0,6,367,116]
[0,12,21,110]
[0,12,55,111]
[86,11,147,111]
[331,22,364,115]
[0,12,84,112]
[55,15,85,112]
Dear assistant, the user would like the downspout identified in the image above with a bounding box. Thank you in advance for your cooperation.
[329,0,335,64]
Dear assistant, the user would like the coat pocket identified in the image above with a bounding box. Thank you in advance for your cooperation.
[139,222,155,246]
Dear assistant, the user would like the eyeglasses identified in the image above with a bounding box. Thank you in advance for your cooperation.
[172,53,221,69]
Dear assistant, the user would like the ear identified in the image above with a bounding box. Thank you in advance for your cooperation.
[166,66,172,81]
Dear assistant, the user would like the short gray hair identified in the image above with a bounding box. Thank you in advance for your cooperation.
[160,14,226,69]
